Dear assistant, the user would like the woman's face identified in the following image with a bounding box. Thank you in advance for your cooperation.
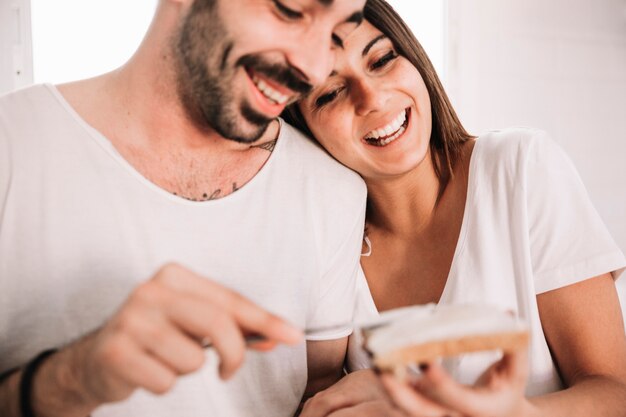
[298,21,432,180]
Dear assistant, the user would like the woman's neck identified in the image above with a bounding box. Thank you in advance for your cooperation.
[364,141,475,240]
[365,150,441,239]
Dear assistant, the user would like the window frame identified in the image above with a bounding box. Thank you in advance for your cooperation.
[0,0,34,94]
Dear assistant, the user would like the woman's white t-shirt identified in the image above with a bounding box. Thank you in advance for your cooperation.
[347,127,625,396]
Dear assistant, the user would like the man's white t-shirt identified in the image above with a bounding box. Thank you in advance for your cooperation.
[0,84,367,416]
[347,128,625,396]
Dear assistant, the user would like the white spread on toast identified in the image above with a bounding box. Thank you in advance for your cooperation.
[364,304,528,356]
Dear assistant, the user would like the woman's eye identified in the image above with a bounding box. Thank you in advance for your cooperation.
[315,88,342,108]
[371,51,399,70]
[273,0,303,20]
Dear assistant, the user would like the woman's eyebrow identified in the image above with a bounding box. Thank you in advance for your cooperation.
[362,34,387,57]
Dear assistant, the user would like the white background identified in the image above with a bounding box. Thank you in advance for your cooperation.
[30,0,157,83]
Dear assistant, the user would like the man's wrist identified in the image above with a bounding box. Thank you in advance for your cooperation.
[31,343,100,417]
[21,349,58,417]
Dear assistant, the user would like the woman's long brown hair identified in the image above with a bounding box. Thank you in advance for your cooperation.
[282,0,474,197]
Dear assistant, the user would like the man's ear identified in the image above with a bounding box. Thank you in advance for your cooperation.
[160,0,195,19]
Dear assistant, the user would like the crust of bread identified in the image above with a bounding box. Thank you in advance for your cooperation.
[371,330,530,371]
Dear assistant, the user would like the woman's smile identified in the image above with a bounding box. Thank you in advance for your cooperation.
[297,20,432,180]
[363,107,410,147]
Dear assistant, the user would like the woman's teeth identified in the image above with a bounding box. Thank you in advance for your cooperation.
[251,74,289,105]
[364,109,409,146]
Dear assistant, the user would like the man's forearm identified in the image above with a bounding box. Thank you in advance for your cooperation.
[0,347,99,417]
[0,370,21,417]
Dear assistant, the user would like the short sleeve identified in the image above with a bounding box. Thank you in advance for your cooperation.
[345,266,380,371]
[305,200,366,341]
[525,131,626,294]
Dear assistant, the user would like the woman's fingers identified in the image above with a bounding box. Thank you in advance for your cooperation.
[412,362,479,413]
[327,400,408,417]
[501,349,529,387]
[300,370,390,417]
[382,349,531,417]
[381,374,455,417]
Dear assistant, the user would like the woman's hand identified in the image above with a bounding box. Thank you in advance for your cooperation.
[309,399,409,417]
[300,369,393,417]
[381,348,535,417]
[300,367,459,417]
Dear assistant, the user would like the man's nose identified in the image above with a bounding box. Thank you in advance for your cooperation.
[286,30,335,87]
[354,78,389,116]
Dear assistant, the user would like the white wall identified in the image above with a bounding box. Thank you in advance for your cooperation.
[0,0,33,94]
[446,0,626,313]
[30,0,157,84]
[386,0,446,77]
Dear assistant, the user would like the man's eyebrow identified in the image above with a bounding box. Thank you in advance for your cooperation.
[362,34,387,57]
[314,0,363,25]
[333,12,364,49]
[345,11,364,26]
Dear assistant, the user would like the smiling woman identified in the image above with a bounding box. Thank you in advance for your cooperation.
[285,1,626,416]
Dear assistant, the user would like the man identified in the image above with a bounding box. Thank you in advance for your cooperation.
[0,0,366,415]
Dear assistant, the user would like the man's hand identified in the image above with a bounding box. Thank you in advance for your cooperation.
[21,263,303,417]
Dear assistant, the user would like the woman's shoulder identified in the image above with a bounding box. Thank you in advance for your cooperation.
[474,127,567,175]
[477,126,552,156]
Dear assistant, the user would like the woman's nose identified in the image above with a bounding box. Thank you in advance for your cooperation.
[353,78,389,116]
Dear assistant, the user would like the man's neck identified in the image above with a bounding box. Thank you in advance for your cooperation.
[56,67,281,202]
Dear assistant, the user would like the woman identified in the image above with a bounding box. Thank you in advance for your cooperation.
[284,0,626,416]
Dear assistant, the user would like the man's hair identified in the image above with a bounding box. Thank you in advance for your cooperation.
[282,0,474,198]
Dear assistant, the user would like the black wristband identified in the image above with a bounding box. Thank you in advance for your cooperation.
[19,349,57,417]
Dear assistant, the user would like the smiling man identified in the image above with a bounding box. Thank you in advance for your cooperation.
[0,0,366,416]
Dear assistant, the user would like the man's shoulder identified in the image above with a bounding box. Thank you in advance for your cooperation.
[277,120,366,196]
[0,84,54,109]
[0,84,59,132]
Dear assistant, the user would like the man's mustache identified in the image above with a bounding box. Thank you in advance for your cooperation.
[238,55,313,95]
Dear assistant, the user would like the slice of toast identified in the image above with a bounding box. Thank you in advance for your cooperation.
[362,304,529,372]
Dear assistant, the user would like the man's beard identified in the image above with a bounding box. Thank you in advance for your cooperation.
[174,0,312,143]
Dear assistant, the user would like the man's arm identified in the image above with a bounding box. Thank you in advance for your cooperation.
[0,263,303,417]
